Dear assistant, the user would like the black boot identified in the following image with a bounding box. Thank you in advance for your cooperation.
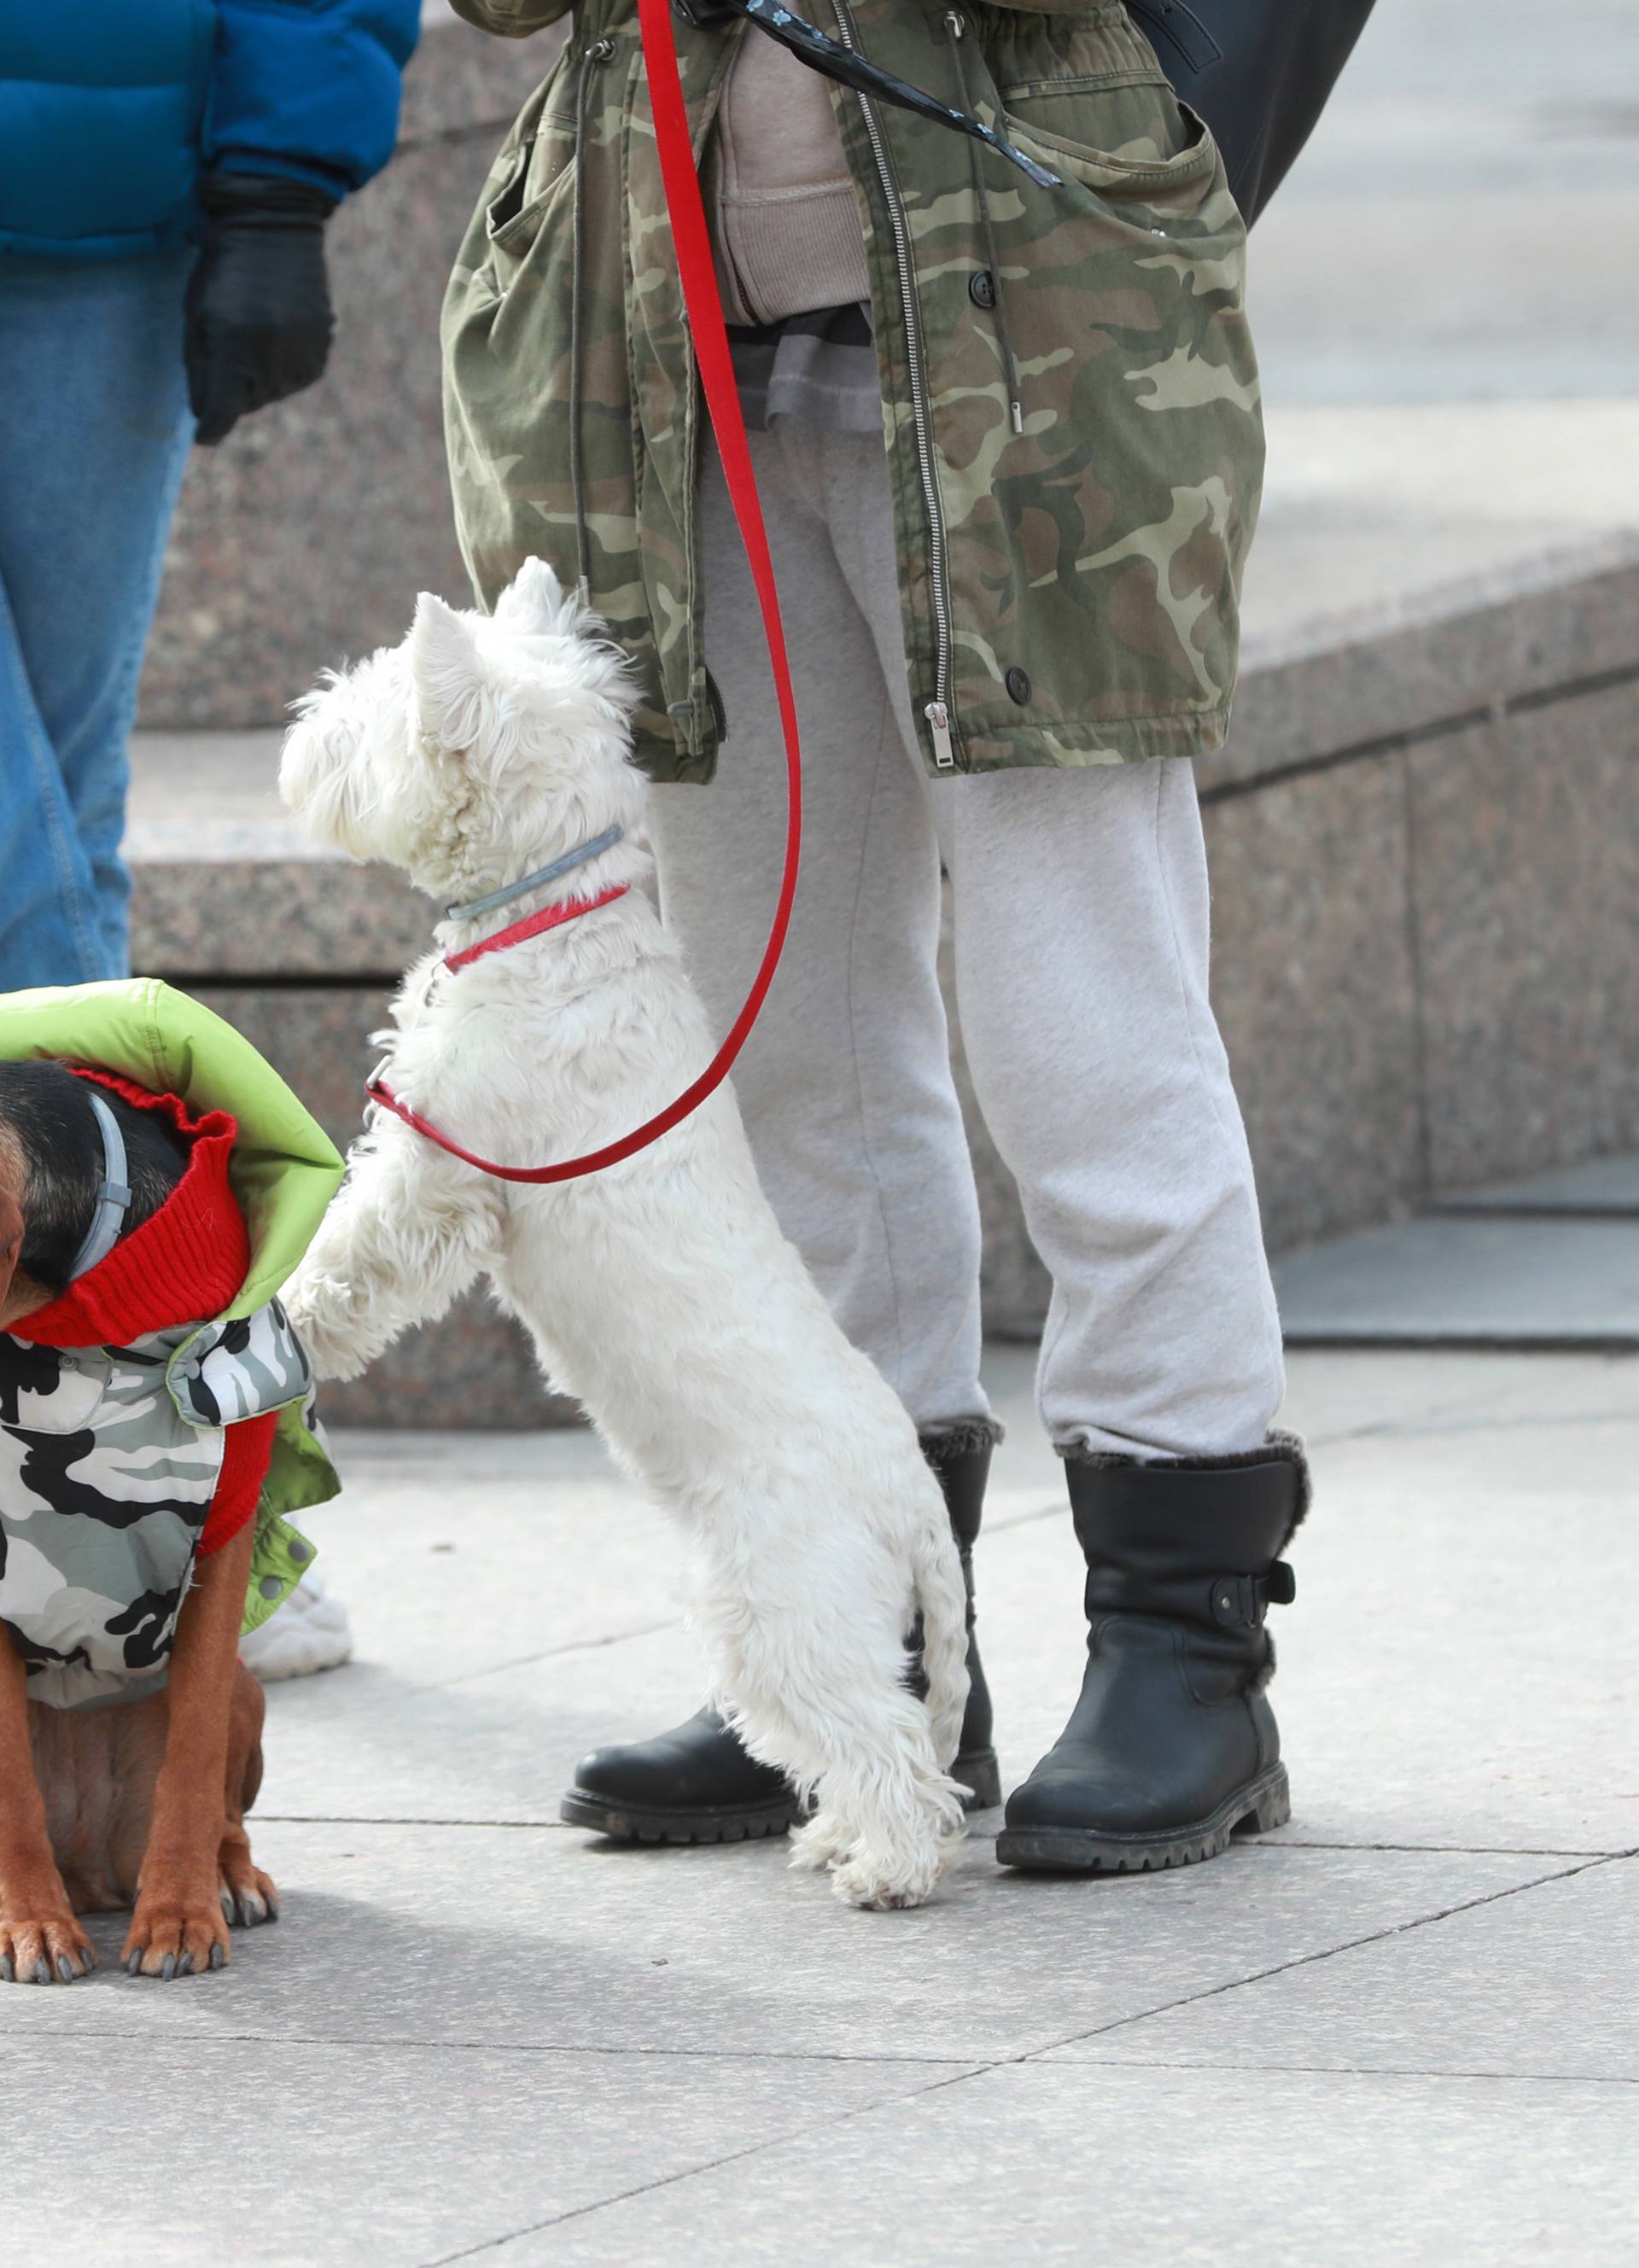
[995,1437,1306,1874]
[559,1426,1004,1844]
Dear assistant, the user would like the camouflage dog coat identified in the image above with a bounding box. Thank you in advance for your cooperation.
[0,1296,317,1712]
[0,981,348,1711]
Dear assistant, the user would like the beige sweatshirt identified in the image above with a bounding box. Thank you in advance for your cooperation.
[710,38,871,324]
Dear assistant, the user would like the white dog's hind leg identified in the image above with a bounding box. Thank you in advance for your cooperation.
[284,1122,499,1380]
[693,1522,965,1911]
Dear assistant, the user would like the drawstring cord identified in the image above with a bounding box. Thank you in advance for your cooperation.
[944,10,1024,434]
[569,36,613,603]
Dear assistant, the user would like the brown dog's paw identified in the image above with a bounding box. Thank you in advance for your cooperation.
[122,1887,232,1979]
[218,1855,280,1930]
[218,1822,279,1930]
[0,1907,96,1985]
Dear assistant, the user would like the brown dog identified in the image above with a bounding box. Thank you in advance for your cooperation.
[0,1530,274,1980]
[0,1085,279,1981]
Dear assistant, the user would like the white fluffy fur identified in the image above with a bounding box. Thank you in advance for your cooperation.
[279,560,970,1909]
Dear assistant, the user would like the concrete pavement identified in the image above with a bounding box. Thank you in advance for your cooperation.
[7,1344,1636,2265]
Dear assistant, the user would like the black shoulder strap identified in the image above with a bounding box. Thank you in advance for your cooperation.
[1127,0,1379,227]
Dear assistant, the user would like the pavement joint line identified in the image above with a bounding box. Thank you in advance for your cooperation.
[423,1618,684,1693]
[1255,1839,1626,1858]
[256,1814,579,1828]
[248,1816,1635,1863]
[418,2061,986,2266]
[0,2026,977,2071]
[1035,2057,1639,2090]
[1005,1851,1627,2067]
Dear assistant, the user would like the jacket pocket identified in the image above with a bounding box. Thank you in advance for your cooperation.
[481,76,580,292]
[999,85,1221,209]
[921,26,1262,750]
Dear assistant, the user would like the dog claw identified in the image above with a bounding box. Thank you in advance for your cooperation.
[176,1951,195,1978]
[160,1954,176,1980]
[127,1950,143,1975]
[56,1956,76,1983]
[220,1889,235,1923]
[0,1956,12,1982]
[209,1943,225,1970]
[31,1958,50,1984]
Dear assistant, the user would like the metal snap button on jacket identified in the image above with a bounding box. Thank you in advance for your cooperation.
[968,269,996,309]
[1006,666,1033,704]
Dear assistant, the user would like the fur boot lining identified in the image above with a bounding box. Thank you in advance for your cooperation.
[920,1417,1006,1455]
[1059,1429,1311,1545]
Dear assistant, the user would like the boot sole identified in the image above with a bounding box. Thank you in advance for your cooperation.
[557,1791,805,1845]
[994,1764,1291,1874]
[560,1746,1005,1847]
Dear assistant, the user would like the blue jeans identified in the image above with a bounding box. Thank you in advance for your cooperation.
[0,254,194,989]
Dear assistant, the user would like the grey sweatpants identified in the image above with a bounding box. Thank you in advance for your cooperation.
[650,423,1284,1460]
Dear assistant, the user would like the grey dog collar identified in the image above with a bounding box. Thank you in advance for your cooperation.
[68,1089,133,1282]
[444,826,625,925]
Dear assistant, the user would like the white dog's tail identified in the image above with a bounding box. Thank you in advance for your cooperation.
[912,1508,972,1776]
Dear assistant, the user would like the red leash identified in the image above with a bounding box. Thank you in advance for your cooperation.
[369,0,801,1185]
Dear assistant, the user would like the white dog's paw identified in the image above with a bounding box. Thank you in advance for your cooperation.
[788,1810,855,1875]
[828,1830,959,1912]
[284,1280,369,1382]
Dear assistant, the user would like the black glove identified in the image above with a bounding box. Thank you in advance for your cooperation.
[185,172,338,447]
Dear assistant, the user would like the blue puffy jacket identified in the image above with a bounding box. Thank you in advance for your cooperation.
[0,0,421,261]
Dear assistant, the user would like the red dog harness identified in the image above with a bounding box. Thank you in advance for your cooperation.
[439,884,631,976]
[367,0,801,1187]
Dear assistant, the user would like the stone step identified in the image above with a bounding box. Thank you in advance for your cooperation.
[1273,1215,1639,1350]
[1431,1154,1639,1218]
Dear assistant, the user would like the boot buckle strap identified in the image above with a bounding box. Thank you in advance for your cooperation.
[1210,1562,1296,1631]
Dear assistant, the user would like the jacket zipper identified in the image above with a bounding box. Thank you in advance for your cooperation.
[829,0,959,770]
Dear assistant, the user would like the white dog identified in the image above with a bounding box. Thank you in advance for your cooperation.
[278,559,970,1909]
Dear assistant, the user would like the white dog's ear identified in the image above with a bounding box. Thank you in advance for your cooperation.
[494,556,569,637]
[410,592,492,754]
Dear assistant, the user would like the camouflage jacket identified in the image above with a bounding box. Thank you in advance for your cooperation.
[444,0,1263,780]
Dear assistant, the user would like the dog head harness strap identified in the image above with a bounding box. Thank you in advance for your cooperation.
[69,1087,133,1280]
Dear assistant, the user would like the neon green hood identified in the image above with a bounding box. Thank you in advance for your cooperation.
[0,978,343,1317]
[0,979,348,1633]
